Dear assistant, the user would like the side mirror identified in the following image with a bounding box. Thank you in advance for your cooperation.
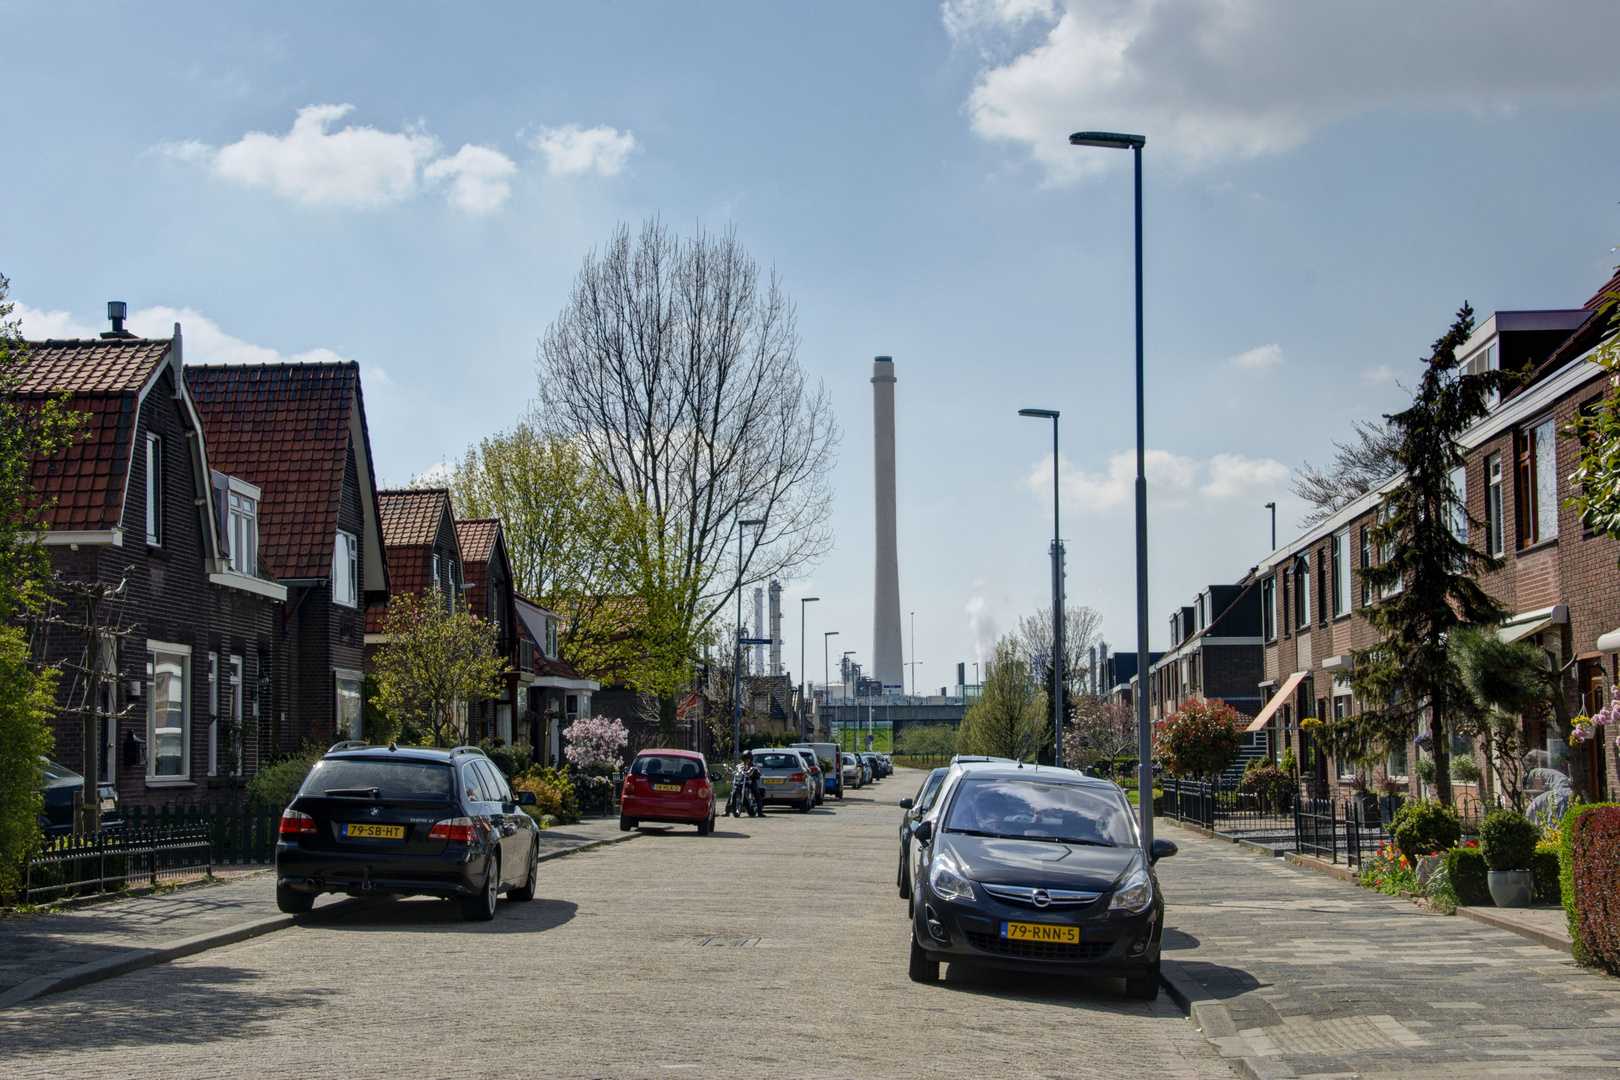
[709,769,722,782]
[1150,838,1178,864]
[913,820,934,845]
[899,798,914,810]
[516,790,537,806]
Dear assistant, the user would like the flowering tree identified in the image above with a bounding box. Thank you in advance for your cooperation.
[1155,698,1244,782]
[1062,696,1136,773]
[372,593,507,747]
[562,715,629,769]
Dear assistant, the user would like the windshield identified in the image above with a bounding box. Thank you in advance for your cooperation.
[944,779,1133,847]
[632,755,702,779]
[918,769,947,809]
[301,759,454,801]
[753,752,802,770]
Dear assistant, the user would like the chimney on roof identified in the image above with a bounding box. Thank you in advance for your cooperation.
[101,301,135,340]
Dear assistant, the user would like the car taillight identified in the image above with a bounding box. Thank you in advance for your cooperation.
[428,817,477,842]
[697,784,710,796]
[279,808,316,835]
[790,772,805,782]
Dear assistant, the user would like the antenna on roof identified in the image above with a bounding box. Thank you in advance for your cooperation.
[101,301,135,340]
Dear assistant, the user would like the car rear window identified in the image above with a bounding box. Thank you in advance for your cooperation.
[753,752,802,769]
[945,779,1133,847]
[301,758,454,801]
[632,755,702,779]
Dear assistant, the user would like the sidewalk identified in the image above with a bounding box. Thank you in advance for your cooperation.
[1157,828,1620,1079]
[0,815,634,1011]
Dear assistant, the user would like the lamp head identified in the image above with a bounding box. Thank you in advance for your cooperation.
[1069,131,1146,149]
[803,596,820,603]
[1018,408,1059,419]
[741,517,766,527]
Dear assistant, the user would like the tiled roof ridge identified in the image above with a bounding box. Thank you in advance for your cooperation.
[29,335,173,344]
[185,359,357,372]
[378,486,449,495]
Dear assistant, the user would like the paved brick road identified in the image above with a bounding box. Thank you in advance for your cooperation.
[0,770,1229,1080]
[1156,823,1620,1079]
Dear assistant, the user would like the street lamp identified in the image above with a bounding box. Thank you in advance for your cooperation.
[1019,407,1064,767]
[1069,128,1153,850]
[822,630,839,739]
[800,597,820,740]
[734,517,767,761]
[1265,502,1277,551]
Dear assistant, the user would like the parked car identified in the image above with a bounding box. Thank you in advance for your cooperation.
[858,755,874,786]
[904,760,1176,999]
[275,743,540,921]
[781,746,824,804]
[861,752,883,780]
[841,753,863,789]
[793,742,842,800]
[876,754,894,777]
[897,766,949,899]
[621,749,717,834]
[751,749,816,812]
[39,758,120,835]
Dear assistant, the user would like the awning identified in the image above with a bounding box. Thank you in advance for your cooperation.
[1246,670,1309,733]
[1497,604,1568,645]
[1597,627,1620,654]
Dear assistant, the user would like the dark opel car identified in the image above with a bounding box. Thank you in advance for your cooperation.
[276,743,539,921]
[906,763,1175,999]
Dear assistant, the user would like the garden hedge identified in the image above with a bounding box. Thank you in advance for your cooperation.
[1391,800,1461,862]
[1445,845,1491,907]
[1561,803,1620,971]
[1531,845,1561,906]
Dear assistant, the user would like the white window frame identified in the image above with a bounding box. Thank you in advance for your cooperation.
[333,530,359,608]
[1294,552,1311,629]
[1261,575,1276,642]
[145,434,162,547]
[226,479,259,576]
[1523,417,1559,545]
[1486,453,1505,557]
[146,641,192,781]
[1448,465,1468,547]
[1332,529,1351,618]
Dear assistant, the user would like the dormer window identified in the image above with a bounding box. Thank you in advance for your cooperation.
[227,489,258,575]
[333,530,358,608]
[145,434,163,546]
[545,618,558,659]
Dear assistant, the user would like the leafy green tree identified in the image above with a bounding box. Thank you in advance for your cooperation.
[1450,625,1567,808]
[1345,305,1518,807]
[372,593,508,747]
[1565,290,1620,554]
[1155,698,1244,782]
[0,627,55,900]
[957,635,1048,761]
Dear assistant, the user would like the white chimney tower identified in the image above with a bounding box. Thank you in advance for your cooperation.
[871,356,903,692]
[768,580,783,676]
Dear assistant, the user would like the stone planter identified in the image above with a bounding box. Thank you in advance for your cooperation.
[1488,869,1534,908]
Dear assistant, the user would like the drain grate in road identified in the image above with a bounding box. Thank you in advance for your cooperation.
[694,937,759,947]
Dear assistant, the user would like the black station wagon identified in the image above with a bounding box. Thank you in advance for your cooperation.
[276,743,540,921]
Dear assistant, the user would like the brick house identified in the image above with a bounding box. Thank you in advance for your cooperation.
[454,516,532,745]
[1249,272,1620,802]
[186,362,390,750]
[24,320,285,807]
[1147,580,1265,728]
[512,595,599,765]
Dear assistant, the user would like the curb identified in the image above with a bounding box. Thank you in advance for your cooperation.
[1284,851,1358,883]
[0,913,294,1012]
[0,833,640,1012]
[1160,959,1296,1080]
[1455,905,1574,955]
[1158,815,1285,858]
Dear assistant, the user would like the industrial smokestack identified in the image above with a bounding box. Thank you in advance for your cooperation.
[753,587,765,676]
[871,356,903,692]
[768,580,783,676]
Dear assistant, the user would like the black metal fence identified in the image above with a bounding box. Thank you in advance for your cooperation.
[1161,777,1296,837]
[1293,797,1338,861]
[24,826,212,903]
[123,801,284,865]
[1292,796,1391,866]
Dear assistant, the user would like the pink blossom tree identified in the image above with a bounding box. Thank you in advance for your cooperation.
[562,715,629,769]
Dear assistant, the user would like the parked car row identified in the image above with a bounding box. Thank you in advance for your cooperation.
[840,751,892,789]
[895,755,1176,999]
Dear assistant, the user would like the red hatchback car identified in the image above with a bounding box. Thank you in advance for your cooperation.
[620,750,716,835]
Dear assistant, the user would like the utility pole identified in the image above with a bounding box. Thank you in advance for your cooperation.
[1265,502,1277,551]
[800,597,819,740]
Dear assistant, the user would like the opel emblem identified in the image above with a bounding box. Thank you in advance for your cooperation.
[1032,889,1051,908]
[369,807,380,818]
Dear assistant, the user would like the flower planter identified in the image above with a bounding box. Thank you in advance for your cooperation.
[1487,869,1534,908]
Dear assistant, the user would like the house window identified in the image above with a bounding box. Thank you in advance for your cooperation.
[1485,453,1505,556]
[1376,504,1402,599]
[1448,466,1468,546]
[145,434,162,546]
[1261,576,1276,641]
[1332,529,1351,618]
[335,672,363,740]
[565,694,580,723]
[1359,524,1372,607]
[545,618,558,659]
[1518,418,1559,546]
[333,531,358,608]
[1465,341,1500,408]
[1293,552,1311,629]
[228,490,258,575]
[227,655,243,776]
[147,643,191,779]
[207,651,219,776]
[1335,692,1356,779]
[1196,595,1206,631]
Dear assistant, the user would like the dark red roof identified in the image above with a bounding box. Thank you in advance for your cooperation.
[378,489,449,548]
[1584,269,1620,310]
[185,362,369,581]
[21,337,174,532]
[455,518,500,563]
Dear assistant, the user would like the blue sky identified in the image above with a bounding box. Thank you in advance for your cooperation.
[5,1,1620,689]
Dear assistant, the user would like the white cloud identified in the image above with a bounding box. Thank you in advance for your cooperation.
[1362,364,1397,386]
[532,124,637,177]
[1200,453,1289,498]
[163,104,517,213]
[127,306,346,365]
[1229,343,1282,370]
[13,305,100,340]
[424,144,518,213]
[411,461,455,487]
[1026,446,1284,512]
[949,0,1620,182]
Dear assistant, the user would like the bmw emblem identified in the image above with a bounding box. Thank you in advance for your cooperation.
[1032,889,1051,908]
[369,807,380,818]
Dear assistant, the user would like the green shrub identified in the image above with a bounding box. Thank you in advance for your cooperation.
[517,765,579,823]
[1156,699,1244,781]
[361,674,397,745]
[1566,804,1620,972]
[1415,756,1436,784]
[1480,808,1538,871]
[246,745,322,807]
[1279,747,1297,777]
[1531,844,1561,905]
[480,739,533,779]
[1445,845,1491,906]
[1449,754,1482,784]
[1390,799,1461,862]
[1238,764,1294,810]
[0,627,55,903]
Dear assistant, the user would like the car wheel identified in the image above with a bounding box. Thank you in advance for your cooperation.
[799,793,812,813]
[698,812,713,836]
[909,934,939,983]
[1125,966,1161,1001]
[898,858,911,900]
[508,842,538,902]
[460,854,499,921]
[276,885,315,915]
[619,813,637,832]
[834,787,843,800]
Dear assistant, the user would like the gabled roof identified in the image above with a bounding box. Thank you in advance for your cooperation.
[186,362,387,588]
[378,489,451,548]
[21,336,183,534]
[454,518,500,565]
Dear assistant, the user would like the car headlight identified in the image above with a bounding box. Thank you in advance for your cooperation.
[1108,867,1153,914]
[929,851,976,902]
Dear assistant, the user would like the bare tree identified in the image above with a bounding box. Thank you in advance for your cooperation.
[537,219,839,640]
[1014,604,1103,700]
[1291,419,1401,527]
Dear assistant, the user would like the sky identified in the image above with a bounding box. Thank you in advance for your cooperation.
[5,1,1620,692]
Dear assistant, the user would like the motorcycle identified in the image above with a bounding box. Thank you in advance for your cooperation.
[725,761,762,818]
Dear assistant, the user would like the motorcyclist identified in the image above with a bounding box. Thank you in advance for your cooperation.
[741,750,765,816]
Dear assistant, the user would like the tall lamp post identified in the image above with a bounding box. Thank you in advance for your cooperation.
[800,596,820,740]
[1265,501,1277,551]
[1019,407,1064,767]
[1069,128,1151,849]
[823,630,839,739]
[733,517,766,761]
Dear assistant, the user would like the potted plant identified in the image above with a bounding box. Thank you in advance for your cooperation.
[1479,807,1538,907]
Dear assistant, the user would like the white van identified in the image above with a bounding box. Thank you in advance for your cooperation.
[792,742,842,800]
